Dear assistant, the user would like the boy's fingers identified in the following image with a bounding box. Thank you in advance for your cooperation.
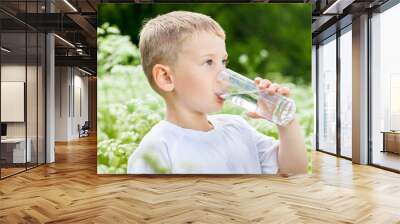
[259,79,271,89]
[278,87,290,97]
[254,77,262,85]
[267,83,279,95]
[259,80,266,89]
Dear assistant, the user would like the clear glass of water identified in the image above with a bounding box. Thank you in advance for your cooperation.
[216,68,296,126]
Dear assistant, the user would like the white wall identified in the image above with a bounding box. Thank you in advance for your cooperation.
[55,67,89,141]
[55,66,69,141]
[72,72,89,138]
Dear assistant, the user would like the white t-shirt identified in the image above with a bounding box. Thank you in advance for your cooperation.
[127,114,279,174]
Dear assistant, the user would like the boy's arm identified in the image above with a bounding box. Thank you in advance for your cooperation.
[276,117,307,174]
[248,77,308,175]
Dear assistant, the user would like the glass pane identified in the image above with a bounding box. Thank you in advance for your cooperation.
[26,0,39,169]
[0,1,46,178]
[0,1,28,33]
[1,29,27,177]
[340,28,352,158]
[38,32,45,165]
[318,35,337,154]
[27,30,38,169]
[371,4,400,171]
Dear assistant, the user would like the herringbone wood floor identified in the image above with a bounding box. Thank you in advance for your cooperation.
[1,135,400,223]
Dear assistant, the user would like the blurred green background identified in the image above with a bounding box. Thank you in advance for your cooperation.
[98,3,312,84]
[97,4,313,174]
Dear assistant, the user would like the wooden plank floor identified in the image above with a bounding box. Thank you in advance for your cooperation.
[1,135,400,223]
[0,167,26,178]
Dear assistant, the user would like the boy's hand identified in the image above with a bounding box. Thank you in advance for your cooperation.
[246,77,291,119]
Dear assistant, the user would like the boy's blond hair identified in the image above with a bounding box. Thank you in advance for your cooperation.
[139,11,226,92]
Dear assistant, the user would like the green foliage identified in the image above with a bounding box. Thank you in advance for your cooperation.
[97,23,141,78]
[97,24,314,174]
[97,24,165,174]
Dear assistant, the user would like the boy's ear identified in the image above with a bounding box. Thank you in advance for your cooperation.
[152,64,175,92]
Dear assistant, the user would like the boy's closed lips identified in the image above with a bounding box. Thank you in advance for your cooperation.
[215,92,225,104]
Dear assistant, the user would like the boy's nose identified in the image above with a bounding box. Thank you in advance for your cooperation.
[216,66,227,80]
[215,70,229,92]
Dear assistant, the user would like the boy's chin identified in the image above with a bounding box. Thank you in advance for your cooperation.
[189,101,224,114]
[205,104,224,114]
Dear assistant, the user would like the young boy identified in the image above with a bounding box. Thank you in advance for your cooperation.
[127,11,307,175]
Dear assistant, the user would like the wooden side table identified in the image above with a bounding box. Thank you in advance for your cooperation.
[381,131,400,154]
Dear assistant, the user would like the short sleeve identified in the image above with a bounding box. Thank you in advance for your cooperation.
[127,139,171,174]
[233,115,280,174]
[253,131,279,174]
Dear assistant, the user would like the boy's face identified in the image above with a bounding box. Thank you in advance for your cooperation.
[170,31,228,114]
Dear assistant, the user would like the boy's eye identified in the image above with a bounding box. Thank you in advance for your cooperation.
[204,58,228,66]
[205,59,213,66]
